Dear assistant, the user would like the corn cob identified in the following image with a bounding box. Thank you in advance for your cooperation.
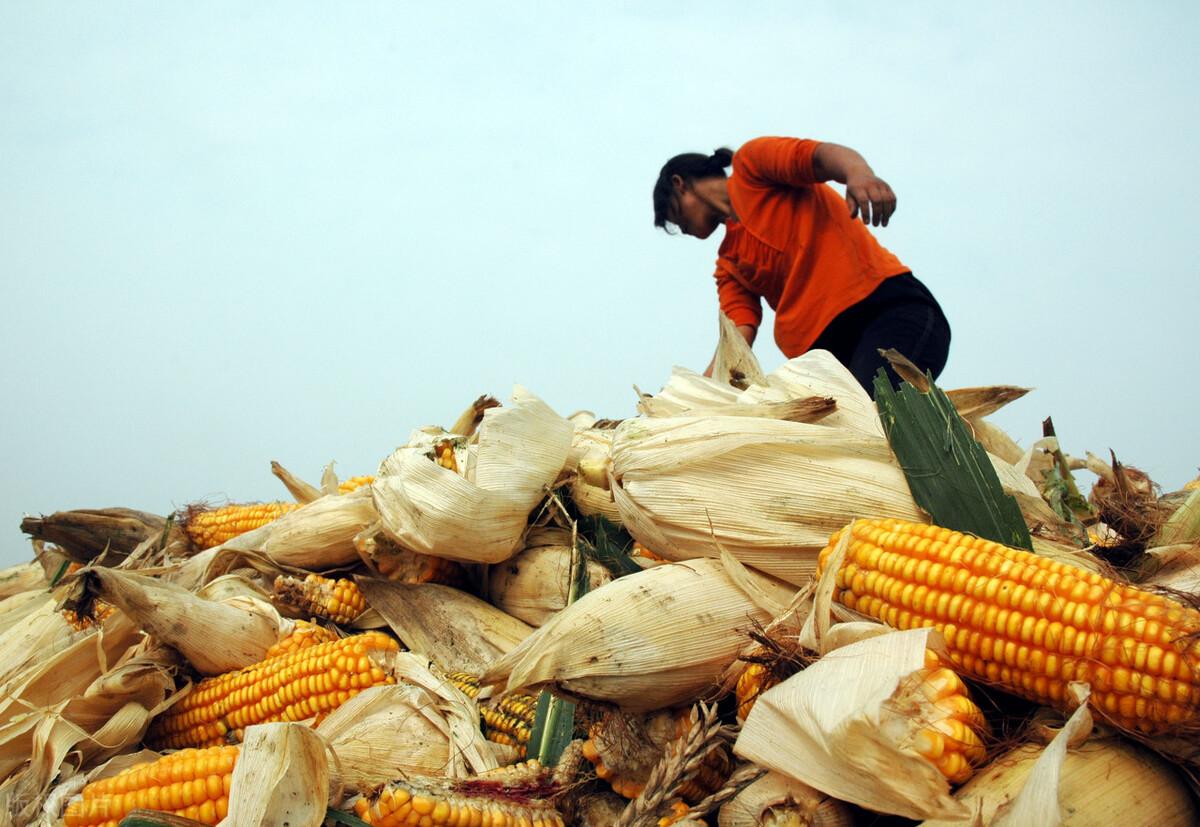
[815,518,1200,734]
[183,476,373,550]
[351,760,564,826]
[631,541,669,563]
[149,631,398,749]
[61,600,115,631]
[435,440,459,473]
[64,745,238,826]
[582,711,732,803]
[448,672,538,758]
[263,619,339,660]
[273,573,366,624]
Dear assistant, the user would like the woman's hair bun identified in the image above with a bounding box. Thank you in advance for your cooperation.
[710,147,734,168]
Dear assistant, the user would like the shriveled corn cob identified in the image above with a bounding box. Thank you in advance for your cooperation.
[273,573,366,624]
[61,600,115,631]
[263,619,339,660]
[183,476,373,550]
[351,760,564,826]
[149,631,398,749]
[582,711,732,802]
[64,745,238,826]
[815,518,1200,734]
[448,672,538,758]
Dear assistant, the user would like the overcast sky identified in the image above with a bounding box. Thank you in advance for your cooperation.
[3,3,1197,568]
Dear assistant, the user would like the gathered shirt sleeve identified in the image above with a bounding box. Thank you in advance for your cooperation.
[714,266,763,329]
[733,136,822,188]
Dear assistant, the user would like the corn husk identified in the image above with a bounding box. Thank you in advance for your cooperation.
[222,722,329,827]
[920,703,1196,825]
[1137,543,1200,594]
[357,578,534,674]
[270,459,323,504]
[611,412,925,585]
[489,528,613,626]
[0,598,79,688]
[483,558,796,712]
[734,626,971,821]
[1156,489,1200,547]
[0,563,47,601]
[316,652,498,784]
[80,567,282,674]
[258,489,377,569]
[717,771,854,827]
[372,387,573,564]
[570,426,623,524]
[0,621,174,824]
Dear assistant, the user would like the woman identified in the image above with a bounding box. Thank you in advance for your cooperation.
[652,136,950,394]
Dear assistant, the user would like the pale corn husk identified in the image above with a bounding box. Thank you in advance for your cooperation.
[712,311,769,390]
[373,387,573,565]
[270,459,323,504]
[921,707,1197,825]
[316,684,452,784]
[0,563,47,601]
[483,558,797,712]
[488,528,612,626]
[357,578,534,674]
[1138,543,1200,593]
[717,771,854,827]
[734,626,971,821]
[196,572,275,605]
[259,489,378,569]
[222,722,329,827]
[0,598,78,688]
[0,619,172,824]
[1156,489,1200,547]
[570,427,623,524]
[611,412,925,585]
[82,567,282,674]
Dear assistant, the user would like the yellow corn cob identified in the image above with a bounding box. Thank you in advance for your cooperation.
[815,518,1200,734]
[435,440,459,473]
[273,573,366,625]
[735,645,987,783]
[631,541,669,562]
[183,476,372,550]
[149,631,399,749]
[183,502,298,549]
[61,600,115,631]
[64,745,238,826]
[447,672,538,758]
[352,762,565,827]
[263,619,339,660]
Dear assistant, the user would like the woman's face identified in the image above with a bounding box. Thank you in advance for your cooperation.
[670,176,724,239]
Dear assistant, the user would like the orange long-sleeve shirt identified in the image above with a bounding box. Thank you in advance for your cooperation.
[715,136,910,357]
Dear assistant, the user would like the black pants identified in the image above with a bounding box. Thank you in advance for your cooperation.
[808,273,951,396]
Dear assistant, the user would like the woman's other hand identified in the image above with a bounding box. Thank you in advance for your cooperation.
[844,171,897,227]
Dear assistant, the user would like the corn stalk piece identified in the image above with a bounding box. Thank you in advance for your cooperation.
[815,518,1200,734]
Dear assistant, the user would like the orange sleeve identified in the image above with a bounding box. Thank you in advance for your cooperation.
[733,136,821,188]
[714,268,762,329]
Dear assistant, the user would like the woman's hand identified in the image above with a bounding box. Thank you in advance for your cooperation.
[812,142,898,227]
[844,170,897,227]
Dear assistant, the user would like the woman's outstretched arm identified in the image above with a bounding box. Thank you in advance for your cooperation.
[812,142,898,227]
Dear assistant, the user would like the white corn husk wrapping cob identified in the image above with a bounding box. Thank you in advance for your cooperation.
[372,386,573,564]
[223,722,330,827]
[488,527,613,627]
[483,558,796,712]
[717,771,854,827]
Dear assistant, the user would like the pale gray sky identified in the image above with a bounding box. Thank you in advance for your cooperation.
[3,3,1198,567]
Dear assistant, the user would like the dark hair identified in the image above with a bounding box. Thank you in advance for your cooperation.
[653,147,734,231]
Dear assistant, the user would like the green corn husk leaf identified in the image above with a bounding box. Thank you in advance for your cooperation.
[578,514,642,579]
[324,810,373,827]
[874,368,1033,551]
[120,812,209,826]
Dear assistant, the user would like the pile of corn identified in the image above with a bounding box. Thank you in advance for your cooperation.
[6,367,1200,827]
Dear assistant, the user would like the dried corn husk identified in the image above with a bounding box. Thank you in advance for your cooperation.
[611,412,925,585]
[1137,543,1200,593]
[570,426,623,524]
[316,652,498,784]
[373,387,573,564]
[717,771,854,827]
[270,459,323,504]
[712,311,769,389]
[734,626,972,821]
[0,563,47,601]
[79,567,282,674]
[920,705,1196,825]
[1156,489,1200,547]
[357,578,534,674]
[0,598,78,688]
[223,722,329,827]
[489,528,612,626]
[258,489,377,569]
[484,559,796,712]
